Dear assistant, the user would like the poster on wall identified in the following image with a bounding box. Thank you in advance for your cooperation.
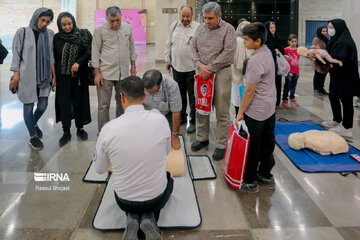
[95,9,147,44]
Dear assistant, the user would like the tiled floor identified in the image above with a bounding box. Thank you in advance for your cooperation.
[0,44,360,240]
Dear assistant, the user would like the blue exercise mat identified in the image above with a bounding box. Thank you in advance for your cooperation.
[275,120,360,173]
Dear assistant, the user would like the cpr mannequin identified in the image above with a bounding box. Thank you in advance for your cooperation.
[288,130,348,155]
[166,147,185,177]
[297,46,343,67]
[108,147,185,177]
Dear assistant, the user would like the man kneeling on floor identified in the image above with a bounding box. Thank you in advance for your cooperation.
[94,76,174,240]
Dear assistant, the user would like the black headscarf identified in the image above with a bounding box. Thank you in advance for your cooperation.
[264,21,282,51]
[56,12,92,76]
[316,26,329,47]
[327,19,358,66]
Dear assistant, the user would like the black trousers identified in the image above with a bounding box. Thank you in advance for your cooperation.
[329,95,354,129]
[313,71,327,91]
[114,172,174,222]
[243,113,276,183]
[275,75,282,106]
[172,69,196,124]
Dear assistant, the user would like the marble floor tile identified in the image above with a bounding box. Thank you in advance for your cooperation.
[0,228,73,240]
[251,227,344,240]
[336,227,360,240]
[238,159,332,229]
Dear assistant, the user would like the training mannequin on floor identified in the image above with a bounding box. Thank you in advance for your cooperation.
[288,130,348,155]
[297,46,343,67]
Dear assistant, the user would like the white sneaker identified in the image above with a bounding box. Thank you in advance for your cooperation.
[329,125,352,138]
[322,120,339,129]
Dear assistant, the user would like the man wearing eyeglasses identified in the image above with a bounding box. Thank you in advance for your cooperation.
[92,6,137,133]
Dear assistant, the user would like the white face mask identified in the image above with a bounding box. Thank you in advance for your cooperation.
[328,28,336,37]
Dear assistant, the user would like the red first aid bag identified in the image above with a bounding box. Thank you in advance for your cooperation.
[195,74,215,115]
[222,120,250,189]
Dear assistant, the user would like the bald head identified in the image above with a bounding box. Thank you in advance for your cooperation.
[180,5,193,26]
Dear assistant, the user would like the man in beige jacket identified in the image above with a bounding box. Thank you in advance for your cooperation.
[92,6,137,132]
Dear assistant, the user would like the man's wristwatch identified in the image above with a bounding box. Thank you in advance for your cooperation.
[172,131,179,136]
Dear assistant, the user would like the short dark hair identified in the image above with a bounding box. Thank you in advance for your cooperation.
[142,69,163,89]
[39,9,54,21]
[288,34,297,41]
[120,76,144,100]
[242,22,267,45]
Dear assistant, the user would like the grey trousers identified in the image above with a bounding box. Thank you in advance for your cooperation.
[96,79,123,132]
[195,67,232,149]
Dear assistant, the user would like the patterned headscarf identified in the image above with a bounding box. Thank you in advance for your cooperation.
[57,12,92,76]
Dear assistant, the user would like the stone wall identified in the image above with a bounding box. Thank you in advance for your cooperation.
[298,0,342,45]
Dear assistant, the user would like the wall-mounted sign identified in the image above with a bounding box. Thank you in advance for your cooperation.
[162,8,178,14]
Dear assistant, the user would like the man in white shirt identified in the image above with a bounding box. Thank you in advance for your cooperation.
[94,76,173,240]
[165,5,199,134]
[92,6,137,132]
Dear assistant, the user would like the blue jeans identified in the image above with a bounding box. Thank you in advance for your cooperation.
[23,97,48,137]
[282,73,299,101]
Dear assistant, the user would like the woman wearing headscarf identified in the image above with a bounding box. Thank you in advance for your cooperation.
[265,21,283,106]
[312,26,330,95]
[10,8,56,150]
[53,12,92,147]
[231,20,252,116]
[322,19,360,138]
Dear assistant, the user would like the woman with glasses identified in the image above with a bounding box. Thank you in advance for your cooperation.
[10,7,56,150]
[53,12,92,147]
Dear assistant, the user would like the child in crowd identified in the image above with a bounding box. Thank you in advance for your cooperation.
[282,34,300,108]
[235,22,276,193]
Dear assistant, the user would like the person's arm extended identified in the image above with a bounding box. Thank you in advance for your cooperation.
[93,133,110,174]
[171,112,181,150]
[51,64,56,86]
[235,83,256,126]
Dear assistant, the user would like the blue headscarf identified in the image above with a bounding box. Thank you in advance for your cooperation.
[29,7,52,88]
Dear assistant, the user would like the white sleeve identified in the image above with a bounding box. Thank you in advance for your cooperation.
[93,130,110,174]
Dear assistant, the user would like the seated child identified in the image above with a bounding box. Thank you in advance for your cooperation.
[297,46,343,67]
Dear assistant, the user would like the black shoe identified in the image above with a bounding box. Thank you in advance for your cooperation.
[35,125,43,139]
[256,173,276,189]
[29,136,44,150]
[319,88,329,95]
[77,128,88,140]
[314,89,323,96]
[180,118,187,125]
[59,132,71,147]
[191,140,209,151]
[186,123,196,134]
[140,212,162,240]
[123,213,139,240]
[212,148,225,161]
[240,182,259,193]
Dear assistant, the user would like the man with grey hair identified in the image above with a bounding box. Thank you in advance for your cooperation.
[165,5,200,134]
[92,6,137,132]
[142,69,182,150]
[191,2,236,160]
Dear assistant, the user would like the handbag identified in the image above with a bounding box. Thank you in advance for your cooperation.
[276,53,291,77]
[0,43,8,64]
[222,120,250,189]
[87,61,95,86]
[9,27,26,94]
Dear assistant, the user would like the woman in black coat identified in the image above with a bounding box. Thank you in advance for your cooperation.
[322,19,360,138]
[53,12,92,146]
[265,21,283,106]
